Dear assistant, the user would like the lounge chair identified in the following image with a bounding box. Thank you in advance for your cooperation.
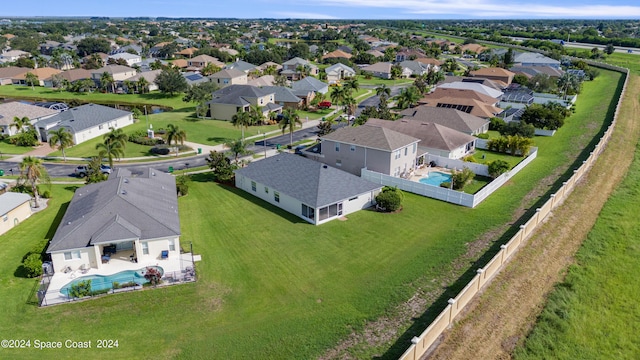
[161,250,169,260]
[79,264,89,274]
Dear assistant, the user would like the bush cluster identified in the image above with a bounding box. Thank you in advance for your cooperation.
[375,186,404,212]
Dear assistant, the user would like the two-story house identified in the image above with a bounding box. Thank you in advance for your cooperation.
[280,57,319,81]
[207,84,281,121]
[317,125,420,178]
[209,68,248,87]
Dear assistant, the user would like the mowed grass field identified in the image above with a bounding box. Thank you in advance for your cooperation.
[512,55,640,359]
[0,69,622,359]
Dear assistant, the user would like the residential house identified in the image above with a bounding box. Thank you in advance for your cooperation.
[45,168,183,300]
[0,101,58,136]
[419,94,503,119]
[258,61,283,73]
[366,118,477,160]
[261,86,303,109]
[361,62,411,79]
[123,70,162,92]
[324,63,356,84]
[175,47,198,58]
[440,76,504,91]
[44,68,93,88]
[235,152,382,225]
[281,57,319,81]
[183,71,209,86]
[247,75,276,87]
[469,67,515,87]
[0,66,31,85]
[110,44,142,56]
[39,41,62,56]
[218,47,239,57]
[12,68,62,86]
[395,49,426,62]
[226,60,260,74]
[107,52,142,67]
[82,52,108,67]
[459,43,487,55]
[207,84,281,121]
[437,82,504,99]
[318,124,420,177]
[321,50,352,61]
[0,49,30,63]
[365,49,384,59]
[209,68,248,87]
[91,65,137,82]
[171,59,189,70]
[399,106,490,135]
[187,55,225,71]
[415,57,443,69]
[36,103,134,144]
[0,192,32,237]
[399,60,431,77]
[513,52,562,69]
[509,65,565,79]
[291,77,328,104]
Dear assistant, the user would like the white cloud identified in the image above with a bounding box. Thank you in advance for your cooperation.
[307,0,640,18]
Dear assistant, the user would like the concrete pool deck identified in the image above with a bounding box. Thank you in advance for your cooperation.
[409,166,452,183]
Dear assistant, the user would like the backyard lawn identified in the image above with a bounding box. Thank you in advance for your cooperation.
[0,138,35,155]
[0,67,621,359]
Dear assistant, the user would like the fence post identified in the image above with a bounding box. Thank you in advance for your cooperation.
[519,224,526,241]
[476,268,484,289]
[500,244,508,264]
[550,193,556,208]
[535,208,542,225]
[448,298,456,323]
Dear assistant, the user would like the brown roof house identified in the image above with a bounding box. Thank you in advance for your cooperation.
[12,67,62,86]
[0,66,31,85]
[321,50,352,61]
[44,68,93,88]
[0,101,58,136]
[419,94,503,119]
[209,68,248,88]
[400,105,490,136]
[366,118,477,160]
[469,67,515,87]
[187,55,225,71]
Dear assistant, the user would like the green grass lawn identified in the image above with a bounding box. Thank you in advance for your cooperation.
[356,75,414,87]
[0,139,35,155]
[472,149,528,168]
[0,69,622,359]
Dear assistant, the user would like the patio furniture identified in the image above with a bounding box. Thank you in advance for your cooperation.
[101,255,110,264]
[103,245,117,255]
[161,250,169,260]
[79,264,89,274]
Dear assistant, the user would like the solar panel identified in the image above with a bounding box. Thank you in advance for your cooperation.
[185,74,203,81]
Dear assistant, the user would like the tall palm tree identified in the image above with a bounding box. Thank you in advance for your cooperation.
[279,108,302,145]
[18,156,49,208]
[96,139,124,168]
[100,71,115,93]
[224,139,251,165]
[375,84,391,100]
[48,128,74,162]
[330,86,347,112]
[11,116,30,134]
[137,76,150,94]
[104,128,127,150]
[344,78,360,94]
[165,123,187,157]
[249,104,266,127]
[343,94,357,117]
[395,87,420,110]
[231,110,252,141]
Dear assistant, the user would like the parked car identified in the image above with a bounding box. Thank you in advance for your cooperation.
[317,101,332,109]
[75,164,111,177]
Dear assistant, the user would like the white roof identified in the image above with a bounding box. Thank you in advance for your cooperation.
[0,192,31,215]
[438,82,503,99]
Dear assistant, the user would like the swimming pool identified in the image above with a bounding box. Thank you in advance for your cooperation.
[418,172,452,187]
[61,266,164,295]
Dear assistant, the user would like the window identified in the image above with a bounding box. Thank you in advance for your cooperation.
[335,143,340,152]
[99,124,104,130]
[264,187,269,194]
[260,98,264,105]
[274,192,280,203]
[2,214,7,222]
[336,159,342,167]
[142,242,149,255]
[251,181,256,192]
[404,147,408,156]
[168,239,176,251]
[63,251,81,261]
[394,150,401,159]
[350,145,356,152]
[301,204,315,219]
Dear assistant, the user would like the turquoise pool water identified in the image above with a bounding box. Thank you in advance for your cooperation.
[418,172,452,187]
[60,266,164,295]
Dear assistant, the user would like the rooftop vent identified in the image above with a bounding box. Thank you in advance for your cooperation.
[323,165,328,169]
[124,178,129,183]
[121,190,127,195]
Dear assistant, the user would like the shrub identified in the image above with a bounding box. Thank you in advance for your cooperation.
[90,288,110,296]
[375,186,404,212]
[40,190,51,199]
[150,147,171,155]
[144,267,162,285]
[476,133,489,139]
[489,117,506,131]
[462,155,478,163]
[10,129,39,147]
[23,253,43,278]
[450,167,475,190]
[488,160,510,178]
[69,280,92,298]
[500,121,535,138]
[176,175,189,196]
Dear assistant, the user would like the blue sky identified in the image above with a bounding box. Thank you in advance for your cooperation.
[2,0,640,19]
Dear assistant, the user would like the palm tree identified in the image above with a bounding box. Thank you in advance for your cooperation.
[18,156,49,208]
[344,78,360,94]
[249,104,266,127]
[104,128,127,150]
[395,87,420,110]
[96,128,128,167]
[137,76,150,94]
[100,72,115,93]
[279,108,302,145]
[343,94,357,117]
[11,116,30,134]
[25,72,39,90]
[165,123,187,157]
[375,84,391,100]
[231,110,252,141]
[48,128,74,162]
[224,139,251,165]
[123,80,135,94]
[330,86,347,112]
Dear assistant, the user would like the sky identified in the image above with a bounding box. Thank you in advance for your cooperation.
[2,0,640,20]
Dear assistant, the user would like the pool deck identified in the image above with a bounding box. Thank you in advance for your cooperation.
[41,253,195,306]
[409,166,452,183]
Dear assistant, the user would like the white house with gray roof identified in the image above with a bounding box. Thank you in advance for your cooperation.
[0,192,32,237]
[317,125,421,178]
[46,168,182,283]
[36,103,134,144]
[0,101,58,136]
[235,153,382,225]
[207,84,281,121]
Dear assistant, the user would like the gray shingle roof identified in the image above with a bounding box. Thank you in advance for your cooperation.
[321,124,419,152]
[210,68,245,79]
[399,106,489,135]
[37,103,132,133]
[261,86,302,103]
[47,168,180,253]
[226,60,258,72]
[291,77,328,93]
[366,118,475,152]
[208,84,274,106]
[235,152,382,208]
[0,192,31,215]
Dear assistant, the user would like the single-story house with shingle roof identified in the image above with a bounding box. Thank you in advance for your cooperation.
[12,67,62,86]
[0,192,32,237]
[44,168,184,302]
[260,86,303,109]
[361,62,411,79]
[123,70,162,92]
[226,60,260,74]
[318,124,421,177]
[43,68,93,88]
[366,118,477,159]
[36,103,134,144]
[291,77,328,95]
[0,101,58,136]
[399,106,490,135]
[235,152,382,225]
[0,67,31,85]
[324,63,356,84]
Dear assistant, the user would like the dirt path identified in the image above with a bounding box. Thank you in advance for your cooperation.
[426,74,640,360]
